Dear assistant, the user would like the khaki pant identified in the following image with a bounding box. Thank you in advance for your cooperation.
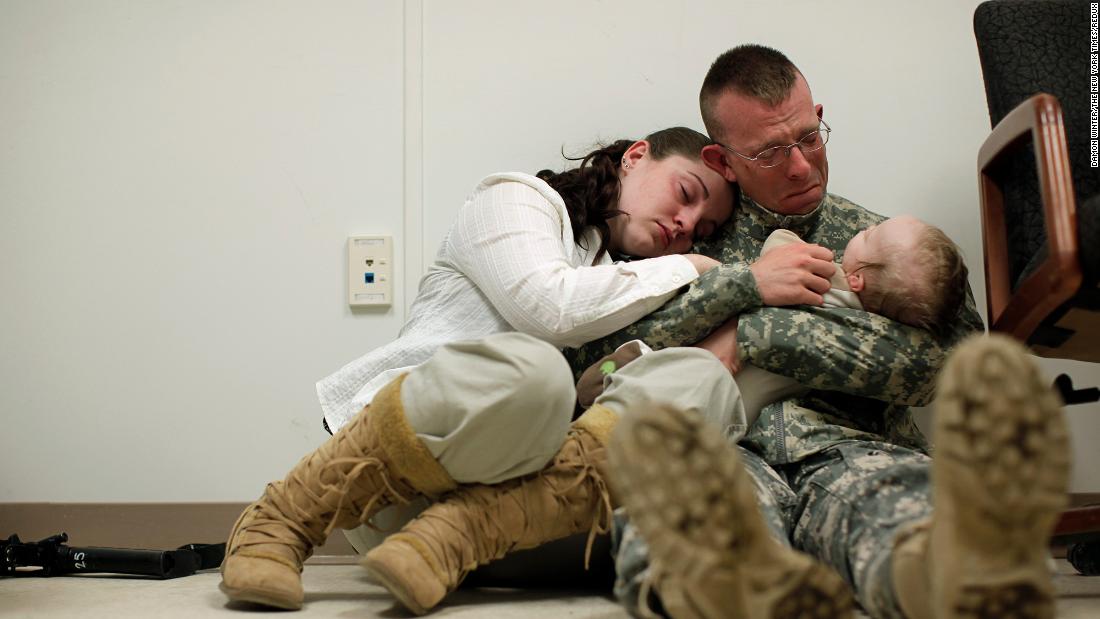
[346,332,742,554]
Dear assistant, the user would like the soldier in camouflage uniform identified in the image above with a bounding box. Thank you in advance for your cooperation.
[566,45,1070,618]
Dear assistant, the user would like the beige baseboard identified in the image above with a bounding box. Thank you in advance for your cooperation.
[4,494,1099,565]
[1071,493,1100,507]
[0,502,356,563]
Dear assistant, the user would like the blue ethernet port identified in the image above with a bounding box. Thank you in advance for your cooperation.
[364,272,375,284]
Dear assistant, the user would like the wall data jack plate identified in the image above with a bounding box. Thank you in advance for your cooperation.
[348,235,393,307]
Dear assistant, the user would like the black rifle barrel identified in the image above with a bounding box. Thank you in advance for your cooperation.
[54,545,200,578]
[3,533,216,579]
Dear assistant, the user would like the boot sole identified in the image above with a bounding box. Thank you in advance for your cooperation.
[218,581,303,610]
[361,553,431,616]
[608,405,853,619]
[933,335,1071,619]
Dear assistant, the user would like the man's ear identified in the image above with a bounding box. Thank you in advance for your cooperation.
[847,270,865,293]
[816,103,824,120]
[622,140,648,170]
[701,144,736,182]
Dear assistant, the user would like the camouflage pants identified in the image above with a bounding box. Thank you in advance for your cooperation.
[612,440,932,619]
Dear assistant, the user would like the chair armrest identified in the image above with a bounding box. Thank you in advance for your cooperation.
[978,93,1082,340]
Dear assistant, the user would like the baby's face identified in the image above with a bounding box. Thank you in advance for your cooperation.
[842,215,924,275]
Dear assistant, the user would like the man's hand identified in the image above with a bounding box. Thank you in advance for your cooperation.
[750,242,835,306]
[695,317,741,375]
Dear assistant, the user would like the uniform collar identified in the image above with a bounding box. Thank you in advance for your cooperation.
[736,192,824,241]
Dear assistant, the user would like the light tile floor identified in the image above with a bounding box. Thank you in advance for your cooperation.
[3,561,1098,618]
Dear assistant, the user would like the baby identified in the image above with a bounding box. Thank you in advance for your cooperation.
[578,215,969,430]
[722,215,970,425]
[766,214,968,332]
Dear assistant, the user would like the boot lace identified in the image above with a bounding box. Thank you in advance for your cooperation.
[230,432,413,561]
[398,427,614,589]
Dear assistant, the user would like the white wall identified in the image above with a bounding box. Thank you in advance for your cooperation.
[2,0,1098,501]
[1,0,408,500]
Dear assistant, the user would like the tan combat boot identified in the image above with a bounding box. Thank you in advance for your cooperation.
[361,404,618,615]
[219,374,457,610]
[607,403,854,619]
[893,334,1069,619]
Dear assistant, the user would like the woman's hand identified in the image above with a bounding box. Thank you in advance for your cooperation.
[694,316,741,375]
[684,254,721,275]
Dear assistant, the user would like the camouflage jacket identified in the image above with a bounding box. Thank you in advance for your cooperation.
[564,192,985,465]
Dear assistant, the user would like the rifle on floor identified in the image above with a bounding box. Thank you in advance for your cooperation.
[1,532,225,579]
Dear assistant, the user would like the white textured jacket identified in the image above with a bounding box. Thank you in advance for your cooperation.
[316,172,699,432]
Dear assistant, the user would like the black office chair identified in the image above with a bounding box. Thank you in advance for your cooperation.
[974,0,1100,574]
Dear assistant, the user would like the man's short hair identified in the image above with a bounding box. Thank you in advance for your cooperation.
[699,45,802,140]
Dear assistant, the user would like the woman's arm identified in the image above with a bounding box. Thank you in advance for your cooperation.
[449,179,701,348]
[562,262,762,376]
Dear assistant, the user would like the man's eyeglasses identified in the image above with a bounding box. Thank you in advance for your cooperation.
[717,120,831,169]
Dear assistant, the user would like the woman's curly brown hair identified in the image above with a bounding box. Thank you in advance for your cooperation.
[536,126,716,263]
